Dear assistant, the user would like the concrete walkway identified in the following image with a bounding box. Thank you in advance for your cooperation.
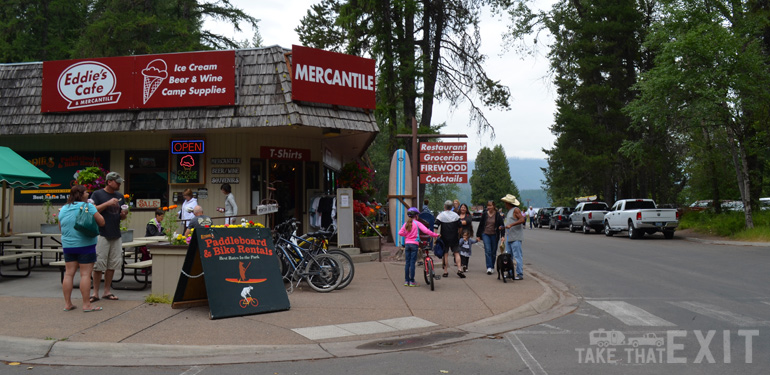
[0,241,575,366]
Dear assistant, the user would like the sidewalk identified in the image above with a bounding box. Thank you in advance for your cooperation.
[0,241,573,366]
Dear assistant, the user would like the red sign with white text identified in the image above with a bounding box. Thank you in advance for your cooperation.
[291,45,376,109]
[260,146,311,161]
[420,152,467,163]
[420,163,468,173]
[419,142,467,152]
[420,174,468,184]
[41,51,235,112]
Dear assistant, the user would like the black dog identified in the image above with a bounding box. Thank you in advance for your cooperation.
[496,252,515,283]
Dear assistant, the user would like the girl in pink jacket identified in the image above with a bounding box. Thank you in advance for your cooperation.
[399,207,439,286]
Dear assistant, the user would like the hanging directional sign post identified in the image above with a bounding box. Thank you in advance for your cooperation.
[419,142,468,184]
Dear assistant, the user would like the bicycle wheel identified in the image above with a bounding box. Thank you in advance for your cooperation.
[423,257,432,285]
[327,249,354,290]
[304,254,342,292]
[275,245,292,280]
[429,266,435,291]
[250,298,259,307]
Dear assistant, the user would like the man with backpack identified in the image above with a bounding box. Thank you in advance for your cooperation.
[435,200,464,278]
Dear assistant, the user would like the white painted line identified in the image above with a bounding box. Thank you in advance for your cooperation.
[179,366,205,375]
[670,301,764,327]
[291,325,356,340]
[379,316,437,330]
[587,301,675,326]
[336,321,397,335]
[761,301,770,307]
[291,317,438,340]
[507,333,548,375]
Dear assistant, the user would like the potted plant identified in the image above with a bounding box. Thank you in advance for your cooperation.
[74,166,108,191]
[40,193,60,234]
[338,161,374,200]
[120,194,133,242]
[358,223,381,253]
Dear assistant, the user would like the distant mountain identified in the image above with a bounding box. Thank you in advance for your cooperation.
[467,158,548,190]
[455,158,550,206]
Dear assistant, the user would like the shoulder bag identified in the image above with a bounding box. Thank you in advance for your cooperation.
[75,203,100,238]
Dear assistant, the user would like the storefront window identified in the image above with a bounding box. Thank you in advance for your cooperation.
[324,166,337,195]
[125,151,168,209]
[306,161,319,190]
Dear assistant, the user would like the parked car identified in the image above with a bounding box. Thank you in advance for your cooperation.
[472,207,483,221]
[569,201,609,234]
[549,207,574,230]
[604,199,680,239]
[534,207,554,228]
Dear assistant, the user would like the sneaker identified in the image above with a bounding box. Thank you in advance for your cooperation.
[404,282,410,286]
[409,282,419,287]
[486,268,493,275]
[514,276,523,280]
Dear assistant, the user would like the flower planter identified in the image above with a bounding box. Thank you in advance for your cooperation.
[40,223,60,234]
[358,236,380,253]
[121,229,134,243]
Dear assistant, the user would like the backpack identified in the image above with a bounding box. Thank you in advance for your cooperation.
[433,238,445,258]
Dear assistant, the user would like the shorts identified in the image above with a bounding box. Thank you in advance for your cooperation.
[449,244,461,254]
[64,252,97,263]
[95,236,123,272]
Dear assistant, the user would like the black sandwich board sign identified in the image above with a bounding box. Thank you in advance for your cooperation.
[172,227,290,319]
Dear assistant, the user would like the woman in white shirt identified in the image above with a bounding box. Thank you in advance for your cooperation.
[179,188,197,232]
[220,183,238,225]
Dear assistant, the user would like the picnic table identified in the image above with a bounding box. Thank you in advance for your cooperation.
[15,232,62,249]
[112,238,163,290]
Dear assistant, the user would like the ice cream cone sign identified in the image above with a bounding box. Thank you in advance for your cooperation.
[141,59,168,104]
[180,155,195,171]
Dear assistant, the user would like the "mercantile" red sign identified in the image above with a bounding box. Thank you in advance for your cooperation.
[291,45,376,109]
[41,50,235,112]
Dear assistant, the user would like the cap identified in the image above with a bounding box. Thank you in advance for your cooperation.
[105,172,124,184]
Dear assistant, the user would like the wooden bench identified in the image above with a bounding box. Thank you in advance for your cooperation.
[8,248,63,266]
[0,252,42,277]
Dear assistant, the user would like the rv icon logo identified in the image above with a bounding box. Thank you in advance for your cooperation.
[577,328,759,364]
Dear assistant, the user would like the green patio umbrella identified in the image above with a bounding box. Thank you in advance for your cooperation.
[0,147,51,236]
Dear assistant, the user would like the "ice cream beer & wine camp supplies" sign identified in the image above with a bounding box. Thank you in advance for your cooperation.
[41,51,235,112]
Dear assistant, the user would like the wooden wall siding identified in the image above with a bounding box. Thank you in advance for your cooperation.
[0,46,377,136]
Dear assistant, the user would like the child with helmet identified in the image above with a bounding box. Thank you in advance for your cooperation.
[398,207,439,287]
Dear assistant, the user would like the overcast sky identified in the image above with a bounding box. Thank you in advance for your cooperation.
[203,0,556,160]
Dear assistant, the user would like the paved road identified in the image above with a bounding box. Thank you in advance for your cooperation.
[512,227,770,374]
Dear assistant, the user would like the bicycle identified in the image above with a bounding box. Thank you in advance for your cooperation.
[273,221,342,293]
[275,219,354,290]
[420,238,440,291]
[239,296,259,308]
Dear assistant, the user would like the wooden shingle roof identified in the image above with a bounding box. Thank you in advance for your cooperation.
[0,46,378,135]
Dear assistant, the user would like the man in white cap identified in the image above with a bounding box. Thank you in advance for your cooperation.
[90,171,127,302]
[501,194,526,280]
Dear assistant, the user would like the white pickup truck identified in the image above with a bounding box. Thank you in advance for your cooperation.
[569,201,609,234]
[604,199,680,239]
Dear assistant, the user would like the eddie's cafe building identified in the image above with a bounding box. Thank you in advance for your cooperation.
[0,45,378,234]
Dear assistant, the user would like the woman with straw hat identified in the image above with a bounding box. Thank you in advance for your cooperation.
[501,194,526,280]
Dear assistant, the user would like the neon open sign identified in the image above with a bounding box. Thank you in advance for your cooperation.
[171,140,205,154]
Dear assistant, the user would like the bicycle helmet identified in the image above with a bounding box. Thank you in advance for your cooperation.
[407,207,420,217]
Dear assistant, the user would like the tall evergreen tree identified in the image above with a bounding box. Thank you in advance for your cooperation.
[625,0,770,228]
[0,0,90,62]
[508,0,669,204]
[1,0,257,62]
[470,145,519,206]
[297,0,512,159]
